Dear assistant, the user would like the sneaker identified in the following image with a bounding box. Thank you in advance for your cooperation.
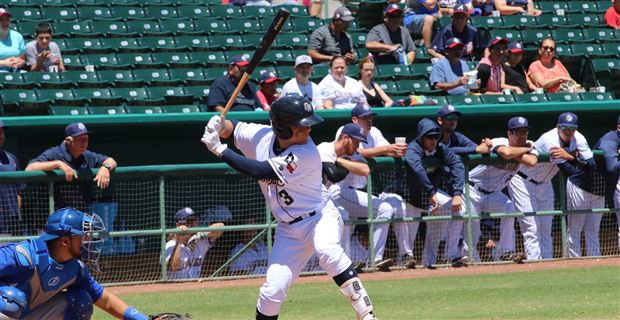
[374,259,393,272]
[361,311,378,320]
[451,256,469,268]
[499,252,515,261]
[402,254,417,269]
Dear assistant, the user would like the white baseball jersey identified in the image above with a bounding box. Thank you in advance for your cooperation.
[165,237,213,279]
[317,140,367,189]
[234,122,325,222]
[519,128,593,183]
[281,79,323,109]
[317,74,366,109]
[469,138,539,192]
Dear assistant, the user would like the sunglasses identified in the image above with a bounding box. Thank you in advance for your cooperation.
[444,115,459,121]
[560,125,576,131]
[542,46,555,52]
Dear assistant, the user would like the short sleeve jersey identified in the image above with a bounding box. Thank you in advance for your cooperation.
[165,237,214,279]
[234,122,325,222]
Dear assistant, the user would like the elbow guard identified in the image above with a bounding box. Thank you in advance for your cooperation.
[322,162,349,183]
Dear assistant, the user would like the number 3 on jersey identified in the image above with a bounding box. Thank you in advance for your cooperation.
[278,189,295,205]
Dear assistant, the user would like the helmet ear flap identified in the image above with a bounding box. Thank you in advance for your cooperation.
[278,126,293,140]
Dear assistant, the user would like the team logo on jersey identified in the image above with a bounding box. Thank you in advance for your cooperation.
[284,152,297,173]
[304,102,313,112]
[48,276,60,287]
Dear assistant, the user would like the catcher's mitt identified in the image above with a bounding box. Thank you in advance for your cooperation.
[149,313,192,320]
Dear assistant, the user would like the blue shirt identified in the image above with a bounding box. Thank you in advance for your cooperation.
[595,129,620,201]
[207,75,261,112]
[0,30,26,72]
[442,131,479,155]
[430,23,482,60]
[429,58,470,95]
[0,149,25,234]
[0,238,104,315]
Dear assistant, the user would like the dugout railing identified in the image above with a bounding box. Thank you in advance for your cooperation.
[0,151,617,286]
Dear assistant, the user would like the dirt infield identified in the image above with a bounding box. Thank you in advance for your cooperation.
[108,257,620,295]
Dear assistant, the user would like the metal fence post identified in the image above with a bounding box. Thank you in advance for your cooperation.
[159,176,168,281]
[463,161,474,263]
[367,174,375,268]
[558,173,569,258]
[48,182,54,215]
[266,203,273,253]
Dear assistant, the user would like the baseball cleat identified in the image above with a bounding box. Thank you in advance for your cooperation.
[450,256,469,268]
[402,254,417,269]
[374,259,393,272]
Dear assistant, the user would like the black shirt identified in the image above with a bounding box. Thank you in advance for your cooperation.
[503,63,529,93]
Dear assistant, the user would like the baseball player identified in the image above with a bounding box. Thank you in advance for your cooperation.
[334,105,416,269]
[202,95,377,320]
[318,122,396,271]
[405,118,467,268]
[164,207,224,280]
[0,208,150,320]
[464,116,538,262]
[595,116,620,250]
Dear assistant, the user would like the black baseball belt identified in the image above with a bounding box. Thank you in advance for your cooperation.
[516,171,543,185]
[286,211,316,225]
[467,180,493,195]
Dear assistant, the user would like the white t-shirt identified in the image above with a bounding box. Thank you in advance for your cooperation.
[234,122,325,222]
[317,74,366,109]
[281,78,322,109]
[469,137,539,192]
[165,237,214,279]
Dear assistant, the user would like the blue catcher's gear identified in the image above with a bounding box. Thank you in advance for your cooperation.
[0,286,27,319]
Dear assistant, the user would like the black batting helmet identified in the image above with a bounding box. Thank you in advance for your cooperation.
[269,95,323,139]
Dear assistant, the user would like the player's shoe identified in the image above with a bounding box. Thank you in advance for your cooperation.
[450,256,469,268]
[374,259,393,272]
[402,254,417,269]
[361,311,378,320]
[501,252,526,264]
[352,261,366,273]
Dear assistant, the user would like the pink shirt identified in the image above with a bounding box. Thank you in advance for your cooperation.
[605,6,620,29]
[527,59,570,93]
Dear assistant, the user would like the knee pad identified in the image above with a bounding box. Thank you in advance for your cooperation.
[64,287,93,320]
[0,286,27,319]
[339,277,375,320]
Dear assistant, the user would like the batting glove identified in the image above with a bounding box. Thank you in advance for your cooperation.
[187,232,209,251]
[206,115,224,133]
[201,131,228,157]
[327,184,341,200]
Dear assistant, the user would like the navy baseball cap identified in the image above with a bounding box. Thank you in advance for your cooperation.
[508,116,530,130]
[487,36,509,48]
[260,71,279,84]
[384,3,403,15]
[557,112,578,128]
[228,54,250,67]
[342,123,368,143]
[65,122,93,137]
[437,104,462,117]
[175,207,196,223]
[453,4,470,16]
[333,7,355,22]
[351,104,377,118]
[617,115,620,125]
[446,37,465,50]
[508,42,525,54]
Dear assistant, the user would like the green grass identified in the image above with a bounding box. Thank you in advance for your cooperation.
[94,266,620,320]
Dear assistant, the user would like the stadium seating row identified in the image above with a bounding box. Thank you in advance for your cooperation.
[438,13,609,31]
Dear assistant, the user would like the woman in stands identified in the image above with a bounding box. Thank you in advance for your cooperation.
[0,8,26,72]
[527,37,574,93]
[357,56,394,108]
[318,55,368,109]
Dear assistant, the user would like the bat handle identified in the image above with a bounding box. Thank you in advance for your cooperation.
[220,72,252,118]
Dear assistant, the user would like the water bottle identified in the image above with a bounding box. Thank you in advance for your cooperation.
[397,47,408,65]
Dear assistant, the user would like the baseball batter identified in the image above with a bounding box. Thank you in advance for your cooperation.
[0,208,149,320]
[164,207,224,280]
[595,116,620,250]
[464,117,538,262]
[202,96,377,320]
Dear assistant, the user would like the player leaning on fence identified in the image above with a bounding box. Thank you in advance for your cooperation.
[201,95,377,320]
[594,116,620,251]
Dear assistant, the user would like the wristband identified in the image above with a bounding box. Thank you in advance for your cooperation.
[124,306,148,320]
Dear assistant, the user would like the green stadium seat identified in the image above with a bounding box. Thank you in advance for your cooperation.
[243,34,264,49]
[194,19,233,35]
[377,64,414,80]
[36,88,82,105]
[579,92,613,101]
[535,15,569,29]
[76,6,114,20]
[184,85,210,102]
[377,80,399,95]
[90,21,129,37]
[347,64,359,77]
[88,106,127,115]
[61,54,85,71]
[570,43,604,58]
[413,47,431,63]
[552,29,584,44]
[274,33,309,50]
[168,68,209,85]
[228,19,264,34]
[111,6,146,20]
[64,38,107,54]
[101,38,146,53]
[204,67,228,83]
[447,95,482,106]
[277,4,308,16]
[126,20,169,37]
[162,104,201,113]
[537,2,569,14]
[132,69,179,86]
[209,5,243,18]
[601,43,620,58]
[138,37,178,53]
[0,73,33,89]
[310,64,328,82]
[521,29,552,46]
[10,7,43,21]
[290,17,323,33]
[514,93,547,103]
[411,63,433,78]
[469,16,502,30]
[490,30,522,43]
[176,5,210,19]
[412,79,442,95]
[428,96,448,105]
[146,87,193,104]
[480,94,515,104]
[53,21,94,38]
[61,71,106,88]
[110,87,151,105]
[23,72,72,89]
[117,53,164,69]
[583,28,618,43]
[83,53,127,70]
[42,6,78,21]
[242,6,274,18]
[145,6,178,19]
[546,92,581,102]
[15,21,40,37]
[190,51,229,67]
[1,89,50,115]
[567,1,602,13]
[174,35,211,51]
[153,52,200,68]
[500,15,536,30]
[554,44,572,56]
[96,70,141,87]
[350,32,367,48]
[73,88,120,106]
[125,106,164,114]
[158,19,197,36]
[212,35,248,50]
[262,50,295,66]
[49,106,90,116]
[566,14,605,28]
[275,65,295,82]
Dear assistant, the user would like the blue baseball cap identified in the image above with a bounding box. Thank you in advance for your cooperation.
[351,104,377,118]
[259,71,279,84]
[508,116,530,130]
[39,208,88,242]
[341,123,367,143]
[508,42,525,54]
[65,122,93,137]
[228,54,250,67]
[437,104,462,117]
[557,112,578,128]
[175,207,196,223]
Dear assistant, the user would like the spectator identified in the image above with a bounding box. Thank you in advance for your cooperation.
[428,4,483,60]
[494,0,541,16]
[207,54,261,112]
[357,56,394,107]
[527,37,574,93]
[25,122,117,210]
[366,4,416,65]
[308,7,355,64]
[0,120,25,236]
[0,8,26,72]
[438,0,459,15]
[256,71,280,111]
[165,207,224,279]
[605,0,620,29]
[281,55,323,109]
[405,118,467,268]
[25,22,65,72]
[429,37,473,95]
[503,42,538,94]
[404,0,441,48]
[317,56,366,109]
[594,116,620,250]
[464,0,495,16]
[477,36,512,94]
[229,219,268,275]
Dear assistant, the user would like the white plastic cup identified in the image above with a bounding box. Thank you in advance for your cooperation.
[503,88,511,95]
[85,65,95,72]
[464,70,478,89]
[596,86,606,93]
[48,65,59,72]
[395,137,407,145]
[492,10,500,17]
[534,88,544,94]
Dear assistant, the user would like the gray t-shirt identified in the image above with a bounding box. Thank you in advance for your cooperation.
[365,23,416,65]
[25,40,62,72]
[308,25,354,63]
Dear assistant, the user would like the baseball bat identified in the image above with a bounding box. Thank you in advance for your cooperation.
[220,9,291,118]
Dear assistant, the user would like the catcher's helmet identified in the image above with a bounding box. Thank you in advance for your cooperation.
[269,95,323,139]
